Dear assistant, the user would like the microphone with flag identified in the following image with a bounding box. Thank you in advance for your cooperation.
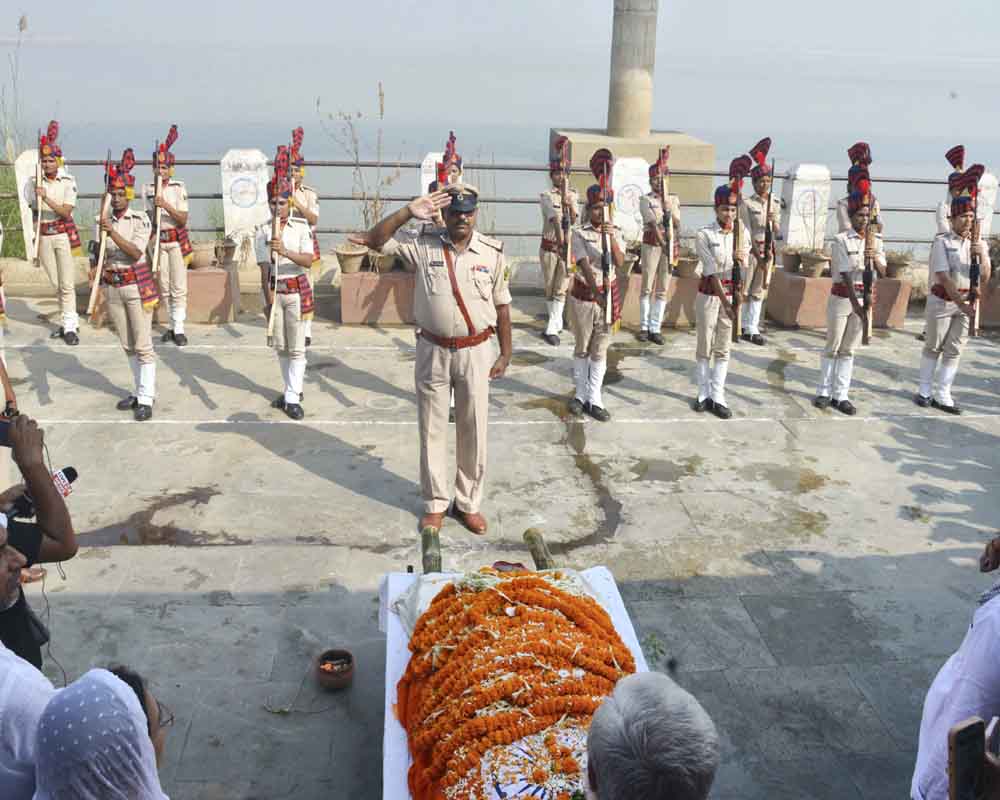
[11,467,77,519]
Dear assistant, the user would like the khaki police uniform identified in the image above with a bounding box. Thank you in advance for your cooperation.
[837,195,881,233]
[292,183,320,340]
[255,217,313,405]
[101,208,155,405]
[816,228,886,403]
[566,222,625,409]
[694,220,750,405]
[145,180,190,335]
[638,192,681,333]
[382,228,511,515]
[739,192,779,337]
[31,171,79,334]
[918,232,991,406]
[539,186,578,338]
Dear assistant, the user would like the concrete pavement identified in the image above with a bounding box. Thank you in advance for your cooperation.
[7,291,999,799]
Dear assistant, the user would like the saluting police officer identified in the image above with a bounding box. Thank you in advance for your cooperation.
[31,121,83,345]
[693,182,750,419]
[353,185,512,537]
[814,189,886,415]
[916,167,991,415]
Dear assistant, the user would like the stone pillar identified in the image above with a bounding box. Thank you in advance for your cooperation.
[607,0,658,139]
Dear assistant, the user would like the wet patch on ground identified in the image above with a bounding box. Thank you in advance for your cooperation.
[630,455,703,483]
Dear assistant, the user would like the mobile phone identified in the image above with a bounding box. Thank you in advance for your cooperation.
[949,716,985,800]
[988,717,1000,758]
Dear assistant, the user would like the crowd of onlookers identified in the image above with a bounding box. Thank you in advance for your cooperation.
[0,410,998,798]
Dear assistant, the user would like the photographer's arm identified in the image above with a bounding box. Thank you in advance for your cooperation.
[10,416,76,562]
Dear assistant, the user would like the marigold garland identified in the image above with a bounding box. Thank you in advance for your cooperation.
[398,569,636,799]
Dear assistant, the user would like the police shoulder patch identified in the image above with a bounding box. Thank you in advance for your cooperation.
[477,233,504,252]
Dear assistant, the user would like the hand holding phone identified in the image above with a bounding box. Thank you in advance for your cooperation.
[950,717,985,800]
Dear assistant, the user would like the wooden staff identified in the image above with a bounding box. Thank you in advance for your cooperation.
[33,129,42,266]
[151,140,163,274]
[266,145,291,345]
[86,149,113,318]
[589,148,615,325]
[861,187,876,345]
[969,188,982,337]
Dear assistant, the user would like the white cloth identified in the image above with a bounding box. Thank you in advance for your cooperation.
[833,355,854,402]
[911,595,1000,800]
[0,643,56,800]
[935,359,959,406]
[573,357,588,403]
[696,358,710,402]
[639,295,650,331]
[710,359,729,406]
[818,356,834,397]
[650,298,667,332]
[128,356,140,398]
[545,299,564,337]
[137,363,156,407]
[285,356,306,405]
[32,669,168,800]
[745,298,763,335]
[588,358,607,408]
[918,354,937,399]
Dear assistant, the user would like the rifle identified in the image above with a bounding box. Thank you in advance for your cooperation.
[728,155,752,343]
[589,148,615,325]
[861,190,876,345]
[558,137,573,274]
[658,147,676,267]
[266,144,291,345]
[33,128,42,266]
[151,139,162,274]
[970,189,982,338]
[764,159,775,267]
[86,149,113,318]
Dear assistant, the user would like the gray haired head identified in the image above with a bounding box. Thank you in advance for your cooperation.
[587,671,720,800]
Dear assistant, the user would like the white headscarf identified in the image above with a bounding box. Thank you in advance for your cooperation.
[0,642,56,799]
[32,669,168,800]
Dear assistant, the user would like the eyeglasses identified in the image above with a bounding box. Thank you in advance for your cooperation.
[156,698,175,730]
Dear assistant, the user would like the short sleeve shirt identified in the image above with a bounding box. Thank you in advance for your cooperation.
[143,180,189,231]
[540,188,579,242]
[696,221,751,279]
[293,185,320,218]
[571,223,626,289]
[741,193,779,240]
[929,231,991,291]
[254,218,313,279]
[101,207,152,268]
[831,229,886,284]
[31,173,78,224]
[639,193,680,229]
[382,229,511,337]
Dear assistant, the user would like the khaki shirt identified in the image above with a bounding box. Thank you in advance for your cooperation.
[254,217,313,279]
[696,220,751,278]
[292,184,320,218]
[831,228,887,285]
[571,223,626,289]
[98,207,152,268]
[539,187,579,243]
[383,228,512,337]
[31,172,78,224]
[639,193,681,231]
[837,196,882,233]
[740,193,779,241]
[143,180,189,231]
[930,232,991,291]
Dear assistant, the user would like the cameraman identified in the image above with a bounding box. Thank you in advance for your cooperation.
[0,415,76,669]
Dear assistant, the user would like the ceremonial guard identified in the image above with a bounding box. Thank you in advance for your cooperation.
[147,125,192,346]
[915,166,991,414]
[567,183,624,421]
[637,149,680,344]
[693,162,750,419]
[290,127,321,347]
[95,150,157,420]
[538,138,578,346]
[937,146,965,234]
[739,138,778,345]
[814,186,886,414]
[354,184,512,536]
[31,121,83,345]
[255,148,314,421]
[837,142,881,233]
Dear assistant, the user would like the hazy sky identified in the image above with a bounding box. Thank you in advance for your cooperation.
[3,0,999,144]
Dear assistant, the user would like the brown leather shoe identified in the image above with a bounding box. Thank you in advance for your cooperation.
[418,511,445,533]
[449,505,488,536]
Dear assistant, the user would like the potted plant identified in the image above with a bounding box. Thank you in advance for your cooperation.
[799,248,831,278]
[319,82,400,276]
[885,248,913,279]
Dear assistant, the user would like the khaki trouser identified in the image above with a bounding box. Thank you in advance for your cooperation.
[923,294,968,363]
[155,241,188,329]
[540,248,569,301]
[640,243,670,301]
[568,293,612,360]
[824,296,862,358]
[106,282,155,364]
[415,335,494,514]
[695,291,732,361]
[39,232,79,333]
[742,255,771,301]
[271,291,306,359]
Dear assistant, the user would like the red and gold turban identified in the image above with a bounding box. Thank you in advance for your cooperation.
[950,164,984,216]
[945,145,965,172]
[290,126,305,168]
[154,124,179,174]
[267,145,292,202]
[847,141,872,166]
[39,121,63,166]
[649,146,670,180]
[716,154,752,206]
[107,148,136,200]
[442,131,461,170]
[749,137,772,179]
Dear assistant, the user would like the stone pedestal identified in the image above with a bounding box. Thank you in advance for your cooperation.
[340,271,414,325]
[549,129,714,206]
[766,269,911,330]
[620,270,699,329]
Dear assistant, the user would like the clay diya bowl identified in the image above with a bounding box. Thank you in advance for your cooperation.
[316,649,354,691]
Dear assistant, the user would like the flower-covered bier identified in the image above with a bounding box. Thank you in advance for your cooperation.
[397,568,636,799]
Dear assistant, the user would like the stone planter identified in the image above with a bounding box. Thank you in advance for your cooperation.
[190,241,217,270]
[782,249,802,273]
[673,257,699,278]
[886,259,912,279]
[371,252,399,273]
[799,251,830,278]
[215,238,237,266]
[336,245,367,275]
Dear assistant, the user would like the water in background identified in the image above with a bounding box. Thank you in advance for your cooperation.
[40,121,1000,260]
